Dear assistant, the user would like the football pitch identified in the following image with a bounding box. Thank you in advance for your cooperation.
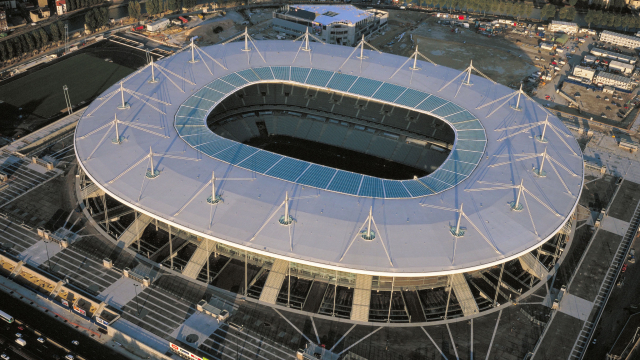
[0,53,134,119]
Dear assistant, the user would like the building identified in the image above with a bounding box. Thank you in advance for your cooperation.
[146,18,170,32]
[594,71,634,91]
[75,40,583,324]
[273,5,388,46]
[573,65,596,81]
[600,30,640,50]
[55,0,65,15]
[609,60,634,75]
[548,20,579,34]
[0,0,16,9]
[584,54,597,64]
[0,10,8,32]
[540,42,555,50]
[555,33,569,46]
[590,47,637,64]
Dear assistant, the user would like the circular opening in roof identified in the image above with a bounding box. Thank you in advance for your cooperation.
[206,83,455,180]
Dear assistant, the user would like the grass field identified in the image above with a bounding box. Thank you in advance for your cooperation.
[0,52,135,137]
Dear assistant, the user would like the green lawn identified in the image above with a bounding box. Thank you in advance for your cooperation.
[0,53,134,119]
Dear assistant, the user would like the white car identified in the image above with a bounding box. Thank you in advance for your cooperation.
[72,340,79,345]
[65,355,74,360]
[1,354,9,360]
[37,337,45,343]
[15,333,22,338]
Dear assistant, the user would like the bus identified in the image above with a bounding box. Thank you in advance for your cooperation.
[0,310,14,323]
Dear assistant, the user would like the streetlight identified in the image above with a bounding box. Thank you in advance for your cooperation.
[133,284,141,316]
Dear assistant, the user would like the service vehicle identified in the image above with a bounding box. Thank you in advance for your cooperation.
[15,338,26,346]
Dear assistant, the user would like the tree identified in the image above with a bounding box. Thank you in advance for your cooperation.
[613,14,622,28]
[49,22,59,43]
[0,42,6,62]
[541,4,556,20]
[31,30,42,50]
[569,0,578,5]
[147,0,157,15]
[38,29,48,48]
[23,34,35,54]
[128,0,141,20]
[5,41,13,61]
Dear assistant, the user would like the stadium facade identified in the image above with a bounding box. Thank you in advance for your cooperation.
[74,38,583,323]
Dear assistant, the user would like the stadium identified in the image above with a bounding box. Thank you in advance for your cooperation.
[73,35,584,324]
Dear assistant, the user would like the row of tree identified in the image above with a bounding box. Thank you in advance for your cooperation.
[419,0,535,19]
[585,9,640,30]
[141,0,197,17]
[66,0,104,13]
[0,21,65,63]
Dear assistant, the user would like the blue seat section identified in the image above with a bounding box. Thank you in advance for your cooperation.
[446,110,477,123]
[266,157,310,182]
[177,107,208,119]
[394,89,428,108]
[306,69,334,87]
[236,69,261,83]
[432,102,464,117]
[349,77,382,97]
[214,144,259,165]
[373,83,406,102]
[195,87,225,103]
[175,116,205,126]
[237,150,282,173]
[440,160,476,175]
[271,66,290,81]
[220,73,248,88]
[291,67,311,83]
[297,164,336,189]
[327,171,362,195]
[175,125,208,136]
[457,130,486,141]
[416,95,448,112]
[253,67,274,80]
[455,140,485,152]
[327,73,358,92]
[182,96,214,110]
[359,176,383,198]
[453,119,483,130]
[449,149,483,164]
[383,180,410,198]
[197,137,236,156]
[431,169,467,186]
[207,79,236,94]
[402,179,434,197]
[181,132,219,147]
[420,176,451,193]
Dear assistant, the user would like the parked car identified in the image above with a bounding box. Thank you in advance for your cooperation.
[1,354,9,360]
[72,340,79,346]
[37,337,45,343]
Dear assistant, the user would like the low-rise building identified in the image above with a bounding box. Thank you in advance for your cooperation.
[146,18,170,32]
[594,71,634,91]
[273,4,388,46]
[540,42,555,50]
[590,47,637,64]
[0,10,8,32]
[609,60,634,75]
[573,65,596,81]
[584,54,597,64]
[600,30,640,50]
[548,20,579,34]
[55,0,65,15]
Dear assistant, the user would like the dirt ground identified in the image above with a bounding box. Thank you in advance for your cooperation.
[562,82,635,121]
[365,12,538,86]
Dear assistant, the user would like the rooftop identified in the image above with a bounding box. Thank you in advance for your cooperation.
[74,40,584,276]
[289,5,374,26]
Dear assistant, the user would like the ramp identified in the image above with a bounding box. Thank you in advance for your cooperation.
[81,183,105,199]
[259,259,289,304]
[350,274,372,322]
[182,239,215,279]
[118,213,152,248]
[450,273,479,316]
[519,253,549,280]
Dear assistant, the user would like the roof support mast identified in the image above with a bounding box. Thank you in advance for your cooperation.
[292,27,325,65]
[388,45,437,84]
[222,27,266,65]
[338,35,382,73]
[438,60,496,98]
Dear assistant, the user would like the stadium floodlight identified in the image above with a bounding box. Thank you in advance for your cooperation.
[388,45,437,84]
[339,206,393,267]
[222,27,266,65]
[292,27,325,65]
[338,35,382,73]
[438,60,496,98]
